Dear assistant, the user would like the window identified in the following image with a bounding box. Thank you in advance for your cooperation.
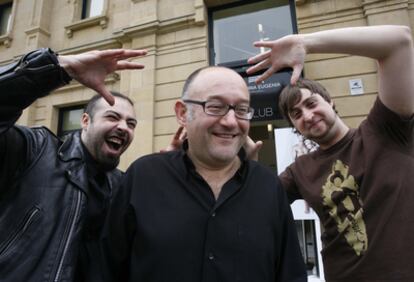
[0,1,12,35]
[58,106,85,138]
[209,0,296,65]
[81,0,104,19]
[65,0,108,38]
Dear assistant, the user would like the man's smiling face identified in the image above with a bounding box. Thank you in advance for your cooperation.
[289,88,339,148]
[81,96,137,170]
[179,67,250,168]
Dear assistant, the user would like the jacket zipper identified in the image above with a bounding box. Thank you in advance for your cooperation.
[0,207,40,256]
[53,190,82,282]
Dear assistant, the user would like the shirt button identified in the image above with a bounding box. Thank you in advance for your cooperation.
[208,253,215,260]
[211,212,216,217]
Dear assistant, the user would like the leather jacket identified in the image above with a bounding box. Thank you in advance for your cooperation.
[0,48,122,281]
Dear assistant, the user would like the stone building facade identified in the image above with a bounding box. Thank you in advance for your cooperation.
[0,0,412,171]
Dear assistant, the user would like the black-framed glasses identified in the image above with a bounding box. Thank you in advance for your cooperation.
[183,99,254,120]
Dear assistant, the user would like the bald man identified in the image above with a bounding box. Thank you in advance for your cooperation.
[103,66,307,282]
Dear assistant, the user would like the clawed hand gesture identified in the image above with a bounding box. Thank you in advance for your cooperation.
[160,126,187,153]
[246,35,306,85]
[58,49,147,105]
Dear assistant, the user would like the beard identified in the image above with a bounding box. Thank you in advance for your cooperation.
[89,142,121,171]
[95,154,120,171]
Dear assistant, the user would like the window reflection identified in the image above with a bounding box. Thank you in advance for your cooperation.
[0,1,12,35]
[58,106,84,138]
[82,0,104,19]
[211,0,293,64]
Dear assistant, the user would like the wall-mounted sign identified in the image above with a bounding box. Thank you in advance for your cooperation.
[349,78,364,95]
[243,71,291,122]
[219,60,292,122]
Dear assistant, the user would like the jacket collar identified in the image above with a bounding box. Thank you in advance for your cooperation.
[58,130,84,162]
[57,130,122,195]
[58,130,89,193]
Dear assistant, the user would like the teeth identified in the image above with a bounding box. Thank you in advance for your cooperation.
[107,137,122,145]
[216,134,234,139]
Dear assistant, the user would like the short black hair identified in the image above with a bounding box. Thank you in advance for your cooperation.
[84,91,134,119]
[181,66,236,98]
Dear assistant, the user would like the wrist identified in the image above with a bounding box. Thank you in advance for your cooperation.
[57,55,75,79]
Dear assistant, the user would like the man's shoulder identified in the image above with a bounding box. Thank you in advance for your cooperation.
[248,160,274,173]
[290,150,318,165]
[16,124,54,135]
[361,97,413,145]
[129,150,181,169]
[15,125,60,146]
[247,160,280,183]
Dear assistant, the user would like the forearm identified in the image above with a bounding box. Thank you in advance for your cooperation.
[301,25,412,61]
[301,25,414,116]
[0,48,72,129]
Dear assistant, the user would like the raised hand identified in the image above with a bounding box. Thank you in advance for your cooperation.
[58,49,147,105]
[160,126,187,153]
[243,136,263,161]
[246,35,306,85]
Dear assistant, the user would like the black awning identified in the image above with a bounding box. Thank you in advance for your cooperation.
[243,71,291,122]
[219,60,293,122]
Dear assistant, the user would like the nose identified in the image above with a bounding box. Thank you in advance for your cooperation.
[219,108,238,127]
[302,109,313,121]
[117,119,129,131]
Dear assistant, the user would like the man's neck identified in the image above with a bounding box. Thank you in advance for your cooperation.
[188,153,241,200]
[318,118,350,150]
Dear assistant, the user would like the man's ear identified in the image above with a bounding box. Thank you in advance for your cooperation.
[81,113,90,130]
[175,100,187,126]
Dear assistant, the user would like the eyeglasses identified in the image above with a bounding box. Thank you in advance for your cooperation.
[183,99,254,120]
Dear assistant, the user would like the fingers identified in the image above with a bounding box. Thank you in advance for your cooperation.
[172,126,187,144]
[254,140,263,151]
[99,49,147,59]
[173,126,184,141]
[106,49,148,70]
[290,64,303,85]
[98,49,125,58]
[247,50,270,66]
[246,58,270,75]
[252,40,274,48]
[112,49,148,60]
[161,126,186,152]
[243,136,263,161]
[95,85,115,106]
[250,140,263,162]
[255,66,275,84]
[116,61,146,70]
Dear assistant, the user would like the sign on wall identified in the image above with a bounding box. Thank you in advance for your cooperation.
[243,70,292,122]
[220,60,292,122]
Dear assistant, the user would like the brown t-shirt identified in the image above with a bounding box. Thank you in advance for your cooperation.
[280,98,414,281]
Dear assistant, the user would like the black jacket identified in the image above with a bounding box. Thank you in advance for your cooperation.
[0,48,122,281]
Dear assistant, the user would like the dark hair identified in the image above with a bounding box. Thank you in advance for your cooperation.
[279,78,335,127]
[182,66,236,98]
[84,91,134,119]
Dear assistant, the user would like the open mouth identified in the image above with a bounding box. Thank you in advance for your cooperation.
[106,136,124,151]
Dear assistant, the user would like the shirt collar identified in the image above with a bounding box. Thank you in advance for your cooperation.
[180,139,248,180]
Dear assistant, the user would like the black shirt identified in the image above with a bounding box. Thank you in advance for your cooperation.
[106,144,307,282]
[76,143,111,282]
